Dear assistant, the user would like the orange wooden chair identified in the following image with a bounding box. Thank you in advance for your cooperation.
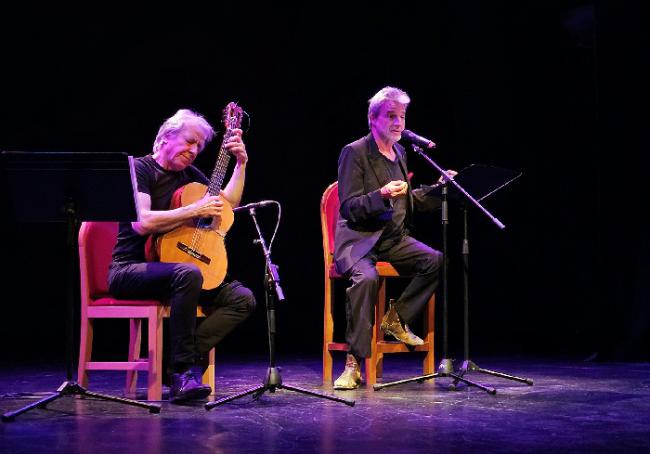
[77,221,215,401]
[321,182,435,386]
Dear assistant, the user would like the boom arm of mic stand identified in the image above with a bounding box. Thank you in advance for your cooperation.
[411,145,506,230]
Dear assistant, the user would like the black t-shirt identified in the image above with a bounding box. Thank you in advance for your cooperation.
[111,155,209,264]
[378,154,407,242]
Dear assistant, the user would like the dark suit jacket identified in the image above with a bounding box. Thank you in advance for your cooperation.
[334,134,440,274]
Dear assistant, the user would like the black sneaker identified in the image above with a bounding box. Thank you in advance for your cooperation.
[169,369,212,403]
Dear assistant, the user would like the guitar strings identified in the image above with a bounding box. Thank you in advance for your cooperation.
[189,126,236,253]
[188,105,242,256]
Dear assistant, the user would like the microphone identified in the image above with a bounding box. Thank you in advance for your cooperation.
[233,200,276,212]
[401,129,437,149]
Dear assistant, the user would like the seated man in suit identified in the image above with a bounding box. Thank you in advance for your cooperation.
[333,86,454,389]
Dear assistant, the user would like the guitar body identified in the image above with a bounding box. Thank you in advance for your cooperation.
[151,182,234,290]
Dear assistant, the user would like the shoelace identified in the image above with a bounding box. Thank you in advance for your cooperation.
[345,357,359,369]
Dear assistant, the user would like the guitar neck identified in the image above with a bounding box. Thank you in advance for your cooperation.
[207,102,244,197]
[206,129,235,196]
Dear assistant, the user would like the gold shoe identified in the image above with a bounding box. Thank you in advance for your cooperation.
[381,303,424,346]
[333,354,362,390]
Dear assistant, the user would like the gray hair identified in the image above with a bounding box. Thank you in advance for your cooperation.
[153,109,215,152]
[367,86,411,128]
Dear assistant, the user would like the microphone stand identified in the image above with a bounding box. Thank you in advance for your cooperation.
[374,145,523,394]
[206,206,354,410]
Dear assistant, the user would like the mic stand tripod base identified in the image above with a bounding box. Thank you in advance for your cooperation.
[453,360,534,387]
[205,367,355,410]
[372,358,496,395]
[2,380,161,422]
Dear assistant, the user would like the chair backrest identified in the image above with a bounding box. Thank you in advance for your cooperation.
[78,221,119,298]
[320,182,339,267]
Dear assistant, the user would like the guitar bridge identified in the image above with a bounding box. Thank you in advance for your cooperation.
[176,242,211,265]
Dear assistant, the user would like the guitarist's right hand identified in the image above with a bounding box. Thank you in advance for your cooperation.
[192,194,223,219]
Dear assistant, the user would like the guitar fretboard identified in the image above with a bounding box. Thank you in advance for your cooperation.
[207,130,234,196]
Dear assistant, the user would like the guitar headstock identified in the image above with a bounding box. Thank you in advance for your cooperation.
[222,102,244,131]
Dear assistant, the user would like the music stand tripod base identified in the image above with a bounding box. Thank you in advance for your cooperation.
[453,360,534,388]
[373,358,497,395]
[2,381,160,422]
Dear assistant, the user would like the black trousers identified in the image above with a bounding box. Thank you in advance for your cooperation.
[345,235,442,358]
[108,262,256,373]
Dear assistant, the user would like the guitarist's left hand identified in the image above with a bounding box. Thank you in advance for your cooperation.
[225,128,248,166]
[221,127,247,208]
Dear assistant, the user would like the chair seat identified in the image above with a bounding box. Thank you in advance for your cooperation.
[90,296,161,306]
[328,261,400,279]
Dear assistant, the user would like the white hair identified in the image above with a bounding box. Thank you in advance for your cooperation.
[153,109,215,152]
[367,86,411,128]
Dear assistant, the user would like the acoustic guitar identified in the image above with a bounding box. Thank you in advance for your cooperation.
[146,102,244,289]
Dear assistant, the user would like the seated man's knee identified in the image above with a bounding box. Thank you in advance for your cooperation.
[232,286,256,315]
[350,266,379,287]
[173,263,204,289]
[422,248,443,274]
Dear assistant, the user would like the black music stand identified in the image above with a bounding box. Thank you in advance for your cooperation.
[438,164,533,390]
[1,151,160,422]
[374,161,532,393]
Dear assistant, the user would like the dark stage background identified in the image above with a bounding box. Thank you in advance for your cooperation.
[1,1,648,365]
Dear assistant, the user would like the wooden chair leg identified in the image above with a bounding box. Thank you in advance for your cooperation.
[365,354,377,387]
[77,317,93,388]
[203,347,216,395]
[376,278,387,379]
[366,283,382,386]
[147,308,163,401]
[323,350,334,384]
[376,355,384,379]
[126,318,142,398]
[323,276,335,384]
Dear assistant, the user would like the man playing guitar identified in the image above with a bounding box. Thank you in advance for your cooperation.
[108,107,256,403]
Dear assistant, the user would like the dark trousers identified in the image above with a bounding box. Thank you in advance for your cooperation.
[108,262,255,373]
[345,235,442,358]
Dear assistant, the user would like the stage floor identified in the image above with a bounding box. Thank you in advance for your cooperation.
[1,354,649,453]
